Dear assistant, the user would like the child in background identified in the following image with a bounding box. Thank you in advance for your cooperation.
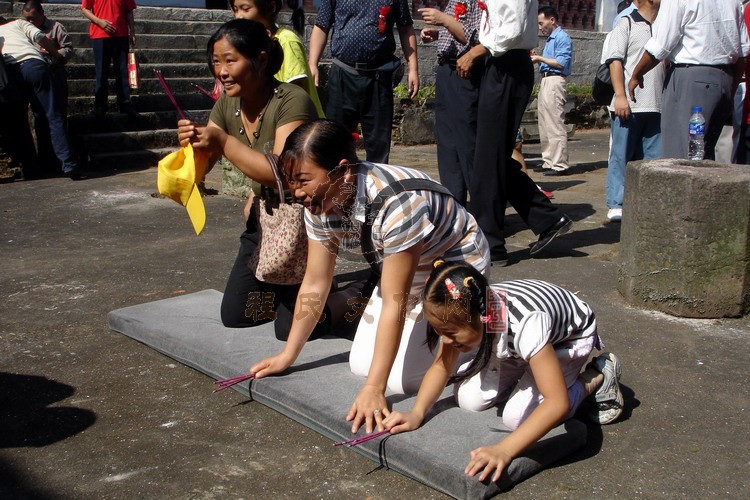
[231,0,323,117]
[384,259,623,483]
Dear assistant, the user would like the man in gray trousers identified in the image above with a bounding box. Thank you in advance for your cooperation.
[629,0,749,160]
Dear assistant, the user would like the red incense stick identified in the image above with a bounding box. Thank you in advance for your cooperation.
[191,82,218,102]
[333,429,390,447]
[213,374,254,392]
[155,69,186,120]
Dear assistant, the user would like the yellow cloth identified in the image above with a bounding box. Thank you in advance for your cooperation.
[157,144,210,235]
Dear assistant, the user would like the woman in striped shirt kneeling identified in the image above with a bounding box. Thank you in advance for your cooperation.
[250,119,490,435]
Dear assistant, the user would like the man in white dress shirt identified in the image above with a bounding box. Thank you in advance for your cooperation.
[455,0,571,266]
[628,0,750,159]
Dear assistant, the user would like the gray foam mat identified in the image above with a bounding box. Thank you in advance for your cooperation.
[108,290,587,498]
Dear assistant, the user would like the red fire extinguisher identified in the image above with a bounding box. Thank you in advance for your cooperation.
[128,50,140,90]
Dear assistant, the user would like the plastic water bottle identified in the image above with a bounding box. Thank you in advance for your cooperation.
[688,106,706,160]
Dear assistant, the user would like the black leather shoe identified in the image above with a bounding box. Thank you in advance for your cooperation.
[67,169,87,181]
[490,249,509,267]
[530,215,572,255]
[543,168,572,177]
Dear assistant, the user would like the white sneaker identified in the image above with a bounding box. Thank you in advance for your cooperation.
[586,352,624,425]
[607,208,622,221]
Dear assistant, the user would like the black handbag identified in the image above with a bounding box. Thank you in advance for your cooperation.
[592,62,615,106]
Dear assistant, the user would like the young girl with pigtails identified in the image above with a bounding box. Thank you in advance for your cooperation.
[383,259,624,483]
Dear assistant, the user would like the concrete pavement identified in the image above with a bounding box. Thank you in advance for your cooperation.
[1,129,749,499]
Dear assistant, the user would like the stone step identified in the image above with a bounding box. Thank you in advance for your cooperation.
[68,92,214,115]
[68,76,217,100]
[80,128,179,154]
[71,47,206,65]
[69,109,211,134]
[39,18,228,37]
[66,32,212,50]
[2,3,235,24]
[66,62,211,80]
[86,147,174,171]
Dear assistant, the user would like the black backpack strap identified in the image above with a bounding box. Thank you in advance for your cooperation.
[360,178,455,278]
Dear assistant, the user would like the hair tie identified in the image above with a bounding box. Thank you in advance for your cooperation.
[433,259,446,269]
[444,278,461,300]
[351,132,361,141]
[480,314,492,324]
[463,276,474,288]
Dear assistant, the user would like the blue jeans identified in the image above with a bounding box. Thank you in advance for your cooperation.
[15,59,78,174]
[92,36,131,111]
[606,112,661,209]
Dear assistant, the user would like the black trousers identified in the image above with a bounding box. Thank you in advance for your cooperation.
[469,50,562,256]
[435,60,483,206]
[325,63,393,163]
[220,228,331,340]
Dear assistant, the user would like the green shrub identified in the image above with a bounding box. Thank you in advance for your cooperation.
[394,84,436,102]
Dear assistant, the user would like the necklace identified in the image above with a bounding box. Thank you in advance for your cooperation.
[236,87,278,141]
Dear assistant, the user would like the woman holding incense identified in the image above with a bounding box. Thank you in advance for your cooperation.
[382,260,623,483]
[249,119,490,435]
[230,0,324,117]
[177,19,346,337]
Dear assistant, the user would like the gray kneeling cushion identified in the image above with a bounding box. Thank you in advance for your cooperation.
[108,290,587,498]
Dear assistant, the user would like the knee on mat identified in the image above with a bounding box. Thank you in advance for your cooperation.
[454,384,498,413]
[220,300,272,329]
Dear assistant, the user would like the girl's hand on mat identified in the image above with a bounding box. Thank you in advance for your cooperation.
[346,384,390,434]
[382,410,421,434]
[465,444,512,483]
[250,352,294,379]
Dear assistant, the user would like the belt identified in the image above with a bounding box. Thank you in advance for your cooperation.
[541,71,565,78]
[672,63,732,72]
[437,55,457,66]
[334,58,386,72]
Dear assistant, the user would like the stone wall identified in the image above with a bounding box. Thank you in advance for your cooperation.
[409,26,607,89]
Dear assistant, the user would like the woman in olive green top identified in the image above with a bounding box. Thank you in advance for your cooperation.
[177,19,332,336]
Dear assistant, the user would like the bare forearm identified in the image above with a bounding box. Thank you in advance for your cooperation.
[410,356,454,420]
[218,135,277,186]
[81,8,99,24]
[442,17,467,45]
[366,308,404,391]
[308,25,327,66]
[610,60,625,96]
[493,397,569,460]
[398,25,419,73]
[282,280,332,360]
[632,50,659,81]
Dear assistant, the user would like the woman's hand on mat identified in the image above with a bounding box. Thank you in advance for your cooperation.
[465,444,513,483]
[346,384,390,434]
[382,410,422,434]
[250,352,295,379]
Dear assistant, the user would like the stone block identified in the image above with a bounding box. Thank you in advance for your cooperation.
[220,158,253,199]
[399,104,436,146]
[618,159,750,318]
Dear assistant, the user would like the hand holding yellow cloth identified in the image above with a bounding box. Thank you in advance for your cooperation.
[157,144,211,235]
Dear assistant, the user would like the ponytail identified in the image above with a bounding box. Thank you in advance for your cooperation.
[422,259,494,384]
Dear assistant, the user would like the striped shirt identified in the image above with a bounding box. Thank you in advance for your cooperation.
[490,279,597,360]
[305,162,490,297]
